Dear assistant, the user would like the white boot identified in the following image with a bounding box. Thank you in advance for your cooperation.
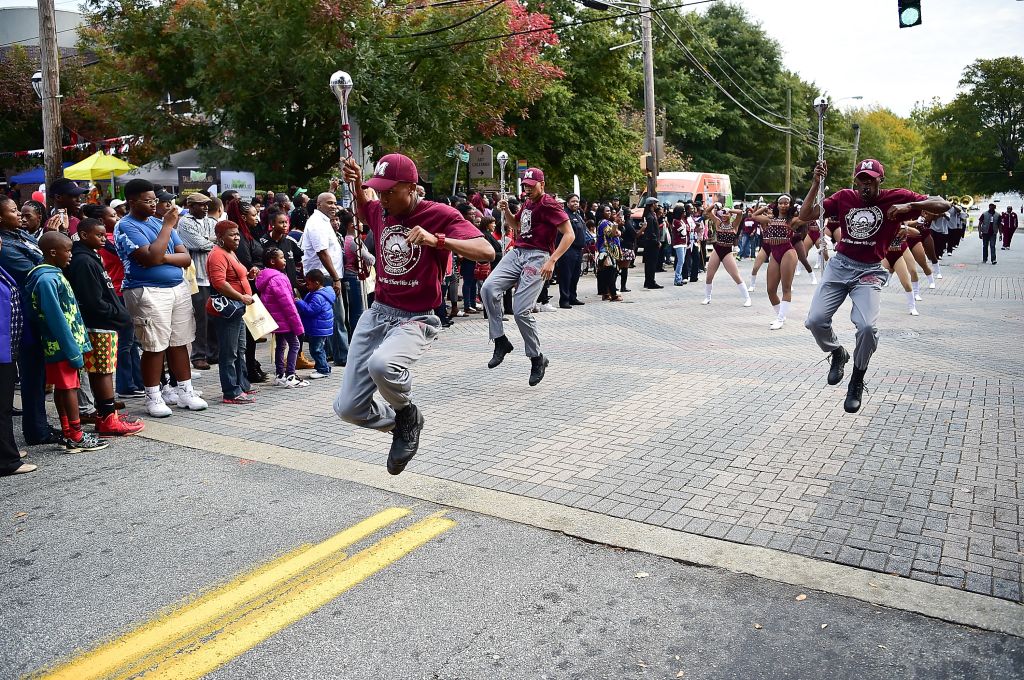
[748,273,757,292]
[701,283,712,305]
[906,291,919,315]
[912,281,922,301]
[927,274,936,289]
[810,271,818,284]
[737,282,751,307]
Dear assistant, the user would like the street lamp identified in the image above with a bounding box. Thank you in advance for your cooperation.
[581,0,658,198]
[31,71,43,100]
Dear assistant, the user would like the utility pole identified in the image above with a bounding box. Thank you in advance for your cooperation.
[640,0,657,198]
[784,88,792,195]
[850,123,862,188]
[37,0,64,196]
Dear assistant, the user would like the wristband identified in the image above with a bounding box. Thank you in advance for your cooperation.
[436,234,447,251]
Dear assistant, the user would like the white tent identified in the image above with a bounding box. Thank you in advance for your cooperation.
[118,149,210,189]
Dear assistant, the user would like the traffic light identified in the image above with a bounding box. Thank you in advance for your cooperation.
[898,1,922,28]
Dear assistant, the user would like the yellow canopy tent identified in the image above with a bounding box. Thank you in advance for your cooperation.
[63,151,137,180]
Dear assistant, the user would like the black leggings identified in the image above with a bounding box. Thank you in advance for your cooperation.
[643,240,659,286]
[597,266,618,296]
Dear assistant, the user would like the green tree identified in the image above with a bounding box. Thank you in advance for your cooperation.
[917,57,1024,196]
[78,0,564,187]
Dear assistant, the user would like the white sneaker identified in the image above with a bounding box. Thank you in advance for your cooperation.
[743,298,752,307]
[914,293,923,301]
[161,385,179,405]
[909,306,920,316]
[928,281,936,289]
[308,371,330,380]
[146,397,172,418]
[701,297,711,305]
[540,303,558,313]
[286,374,310,388]
[274,375,291,387]
[769,318,785,330]
[175,388,208,411]
[747,284,755,292]
[936,272,943,279]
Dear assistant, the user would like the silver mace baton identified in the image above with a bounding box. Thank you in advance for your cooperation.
[330,70,356,196]
[496,151,509,201]
[813,95,829,255]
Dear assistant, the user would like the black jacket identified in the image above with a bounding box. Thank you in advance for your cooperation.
[67,241,130,330]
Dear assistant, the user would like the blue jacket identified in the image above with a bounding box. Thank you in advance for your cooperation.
[23,264,91,367]
[0,266,23,363]
[295,287,335,338]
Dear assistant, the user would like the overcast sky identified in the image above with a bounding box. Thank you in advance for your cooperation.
[721,0,1023,116]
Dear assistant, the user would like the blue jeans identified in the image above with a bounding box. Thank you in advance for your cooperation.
[115,315,143,394]
[460,258,477,310]
[330,286,349,366]
[343,271,364,335]
[307,336,330,374]
[214,313,249,399]
[673,245,686,284]
[17,338,51,443]
[738,233,752,259]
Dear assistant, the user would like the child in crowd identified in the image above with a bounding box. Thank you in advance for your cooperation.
[294,269,335,379]
[256,247,308,388]
[66,218,145,435]
[23,232,108,452]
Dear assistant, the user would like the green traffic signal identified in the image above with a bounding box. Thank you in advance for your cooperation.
[898,1,922,28]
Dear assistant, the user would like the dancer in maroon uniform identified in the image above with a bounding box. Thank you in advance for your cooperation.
[699,204,752,307]
[751,195,803,330]
[880,222,922,316]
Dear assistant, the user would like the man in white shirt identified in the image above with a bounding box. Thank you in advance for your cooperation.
[302,192,348,365]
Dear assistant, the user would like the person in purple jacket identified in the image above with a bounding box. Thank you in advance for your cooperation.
[294,269,336,380]
[256,247,308,388]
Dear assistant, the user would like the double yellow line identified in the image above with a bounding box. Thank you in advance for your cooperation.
[33,508,454,680]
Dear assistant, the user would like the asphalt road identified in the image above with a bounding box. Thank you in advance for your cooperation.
[2,436,1021,680]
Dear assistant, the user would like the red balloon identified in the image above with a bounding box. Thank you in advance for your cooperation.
[31,190,46,203]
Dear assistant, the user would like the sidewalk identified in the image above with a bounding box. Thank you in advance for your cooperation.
[131,233,1023,605]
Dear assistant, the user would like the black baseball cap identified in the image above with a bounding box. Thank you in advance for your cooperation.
[155,189,176,202]
[49,178,87,196]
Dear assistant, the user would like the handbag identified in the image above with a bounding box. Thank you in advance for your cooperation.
[242,293,279,340]
[210,292,245,319]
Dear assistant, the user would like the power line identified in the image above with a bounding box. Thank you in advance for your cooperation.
[652,11,853,153]
[398,0,721,55]
[387,0,505,38]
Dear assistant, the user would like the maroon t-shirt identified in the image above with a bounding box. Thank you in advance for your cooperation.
[363,199,482,312]
[823,188,928,263]
[513,194,569,254]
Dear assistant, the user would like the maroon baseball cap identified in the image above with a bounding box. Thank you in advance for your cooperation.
[365,153,418,191]
[854,159,885,179]
[521,167,545,187]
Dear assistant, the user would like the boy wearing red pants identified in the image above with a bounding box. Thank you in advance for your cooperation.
[24,232,108,452]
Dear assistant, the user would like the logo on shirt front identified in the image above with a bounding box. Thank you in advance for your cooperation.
[380,223,422,276]
[520,209,533,237]
[844,205,884,240]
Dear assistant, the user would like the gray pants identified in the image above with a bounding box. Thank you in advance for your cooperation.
[480,248,548,358]
[191,285,217,361]
[332,302,440,433]
[804,253,889,370]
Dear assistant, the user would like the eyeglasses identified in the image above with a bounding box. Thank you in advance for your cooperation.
[136,198,158,206]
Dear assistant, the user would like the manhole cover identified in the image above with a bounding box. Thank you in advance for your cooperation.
[882,328,919,339]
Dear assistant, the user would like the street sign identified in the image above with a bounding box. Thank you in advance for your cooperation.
[517,159,528,177]
[469,143,494,179]
[445,149,456,158]
[459,151,470,163]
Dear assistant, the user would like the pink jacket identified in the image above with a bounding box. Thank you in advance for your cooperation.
[255,268,304,335]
